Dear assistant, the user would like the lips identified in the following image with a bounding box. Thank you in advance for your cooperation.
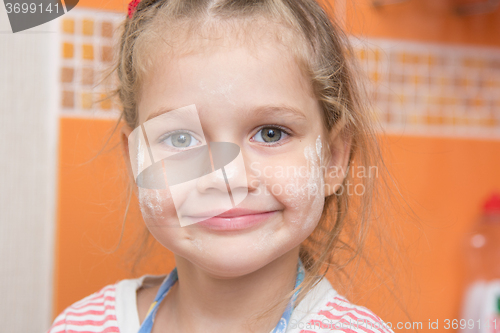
[187,208,278,231]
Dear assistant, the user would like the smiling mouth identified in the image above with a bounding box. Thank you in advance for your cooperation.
[186,208,279,231]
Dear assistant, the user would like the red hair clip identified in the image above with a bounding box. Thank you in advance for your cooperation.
[128,0,141,19]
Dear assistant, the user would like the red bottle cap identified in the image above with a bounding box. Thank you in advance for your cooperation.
[483,192,500,214]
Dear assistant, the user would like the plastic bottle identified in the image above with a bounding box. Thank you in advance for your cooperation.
[460,193,500,333]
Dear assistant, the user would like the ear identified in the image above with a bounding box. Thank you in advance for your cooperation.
[323,127,352,197]
[120,124,139,197]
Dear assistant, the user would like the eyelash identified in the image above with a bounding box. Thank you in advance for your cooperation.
[251,125,292,146]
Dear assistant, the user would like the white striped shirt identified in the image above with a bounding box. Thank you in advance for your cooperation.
[47,275,394,333]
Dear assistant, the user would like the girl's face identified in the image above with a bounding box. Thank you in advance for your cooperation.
[123,32,347,278]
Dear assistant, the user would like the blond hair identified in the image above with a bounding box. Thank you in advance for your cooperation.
[106,0,387,321]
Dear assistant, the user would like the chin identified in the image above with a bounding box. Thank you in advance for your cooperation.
[188,244,283,279]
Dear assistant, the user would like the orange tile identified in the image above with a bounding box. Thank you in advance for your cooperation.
[101,22,113,38]
[457,77,471,88]
[62,90,74,108]
[81,92,93,109]
[396,94,407,105]
[100,93,112,110]
[81,68,94,85]
[484,79,494,88]
[479,118,495,127]
[447,97,458,106]
[62,19,74,34]
[409,114,421,124]
[426,115,442,125]
[463,58,485,69]
[472,98,484,107]
[399,52,412,64]
[62,42,74,59]
[462,57,473,68]
[61,67,74,83]
[439,76,448,86]
[82,44,94,60]
[468,117,482,126]
[427,55,436,66]
[487,118,499,127]
[424,115,432,124]
[101,46,113,62]
[356,49,366,60]
[490,59,500,70]
[370,71,381,84]
[368,49,381,62]
[82,19,94,36]
[442,116,454,125]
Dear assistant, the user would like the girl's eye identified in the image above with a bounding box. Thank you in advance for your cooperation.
[253,127,288,144]
[161,131,200,149]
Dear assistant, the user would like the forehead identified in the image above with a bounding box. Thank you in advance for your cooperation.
[141,15,307,57]
[136,20,316,125]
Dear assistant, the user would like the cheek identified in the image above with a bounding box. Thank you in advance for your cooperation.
[279,141,325,231]
[138,188,178,227]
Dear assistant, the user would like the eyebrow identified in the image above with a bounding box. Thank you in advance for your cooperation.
[144,104,308,122]
[252,105,307,122]
[145,107,189,122]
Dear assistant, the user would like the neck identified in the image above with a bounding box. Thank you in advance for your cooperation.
[164,247,300,333]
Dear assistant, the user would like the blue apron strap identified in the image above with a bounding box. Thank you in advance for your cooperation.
[138,260,305,333]
[137,268,178,333]
[270,258,305,333]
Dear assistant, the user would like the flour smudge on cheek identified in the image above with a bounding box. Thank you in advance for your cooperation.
[316,135,323,165]
[302,141,325,230]
[191,238,204,252]
[305,136,326,230]
[250,228,276,251]
[138,188,171,223]
[283,137,325,231]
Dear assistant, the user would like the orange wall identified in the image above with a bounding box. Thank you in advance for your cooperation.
[345,0,500,47]
[54,0,500,330]
[76,0,126,13]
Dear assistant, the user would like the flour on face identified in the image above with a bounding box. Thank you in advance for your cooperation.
[278,137,326,232]
[191,238,204,251]
[316,135,323,165]
[199,80,236,105]
[138,188,170,221]
[301,139,325,230]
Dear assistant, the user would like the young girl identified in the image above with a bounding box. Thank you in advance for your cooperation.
[48,0,394,332]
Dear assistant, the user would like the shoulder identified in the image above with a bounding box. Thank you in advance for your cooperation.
[46,282,119,333]
[47,283,119,333]
[310,294,394,333]
[289,278,394,333]
[46,275,165,333]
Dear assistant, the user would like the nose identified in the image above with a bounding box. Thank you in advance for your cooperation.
[195,142,250,205]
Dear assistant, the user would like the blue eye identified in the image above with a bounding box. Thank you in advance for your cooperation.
[253,127,288,143]
[161,131,201,149]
